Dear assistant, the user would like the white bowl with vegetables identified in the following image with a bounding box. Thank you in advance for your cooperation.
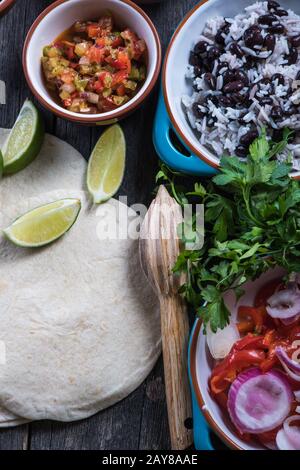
[190,266,300,450]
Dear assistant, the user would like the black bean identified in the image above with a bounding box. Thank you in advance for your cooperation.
[240,129,259,146]
[193,65,203,77]
[189,52,200,66]
[272,128,283,142]
[202,58,214,72]
[194,41,209,55]
[206,95,219,106]
[260,77,273,87]
[192,102,206,119]
[223,69,236,84]
[218,95,234,107]
[229,42,244,58]
[244,28,264,49]
[258,14,278,26]
[207,46,221,62]
[264,34,276,52]
[223,80,244,94]
[216,61,229,74]
[286,47,298,65]
[290,35,300,48]
[272,73,285,85]
[207,117,216,128]
[268,1,280,10]
[259,96,273,106]
[215,30,225,45]
[243,92,252,108]
[231,92,246,105]
[244,56,256,70]
[204,73,216,90]
[245,24,261,35]
[215,24,230,45]
[236,145,248,157]
[234,70,249,85]
[284,105,298,117]
[271,105,283,120]
[275,9,288,17]
[268,23,285,34]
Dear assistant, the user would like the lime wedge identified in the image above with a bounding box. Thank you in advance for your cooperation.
[1,100,44,175]
[3,199,81,248]
[87,124,126,204]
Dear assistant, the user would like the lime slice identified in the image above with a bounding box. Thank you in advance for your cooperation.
[1,100,44,175]
[87,124,126,204]
[3,199,81,248]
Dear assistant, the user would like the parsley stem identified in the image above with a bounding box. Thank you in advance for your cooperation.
[242,186,263,228]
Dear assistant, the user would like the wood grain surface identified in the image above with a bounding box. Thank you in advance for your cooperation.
[0,0,199,451]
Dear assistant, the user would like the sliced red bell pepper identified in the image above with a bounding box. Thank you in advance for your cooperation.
[210,335,266,395]
[238,305,267,334]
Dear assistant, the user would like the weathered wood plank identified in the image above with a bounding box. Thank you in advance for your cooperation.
[0,0,199,451]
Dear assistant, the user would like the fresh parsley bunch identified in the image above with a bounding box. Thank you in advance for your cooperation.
[157,129,300,332]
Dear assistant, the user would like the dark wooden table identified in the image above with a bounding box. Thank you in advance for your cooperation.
[0,0,198,451]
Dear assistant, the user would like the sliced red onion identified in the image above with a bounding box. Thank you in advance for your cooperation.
[295,390,300,402]
[276,347,300,374]
[266,285,300,320]
[276,416,300,450]
[206,323,240,360]
[228,368,293,434]
[281,314,300,326]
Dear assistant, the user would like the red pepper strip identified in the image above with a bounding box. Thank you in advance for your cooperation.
[237,319,255,335]
[210,349,266,395]
[232,334,265,351]
[238,306,267,334]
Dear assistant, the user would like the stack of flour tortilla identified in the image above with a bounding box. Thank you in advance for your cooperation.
[0,129,160,427]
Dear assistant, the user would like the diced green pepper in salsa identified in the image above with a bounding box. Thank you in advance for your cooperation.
[41,15,147,114]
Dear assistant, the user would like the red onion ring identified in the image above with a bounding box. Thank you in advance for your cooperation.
[266,286,300,320]
[227,368,293,434]
[276,346,300,374]
[276,416,300,450]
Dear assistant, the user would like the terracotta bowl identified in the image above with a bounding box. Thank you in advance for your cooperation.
[0,0,16,16]
[22,0,161,125]
[162,0,300,178]
[189,266,286,450]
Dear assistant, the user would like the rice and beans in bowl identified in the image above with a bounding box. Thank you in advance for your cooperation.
[183,1,300,169]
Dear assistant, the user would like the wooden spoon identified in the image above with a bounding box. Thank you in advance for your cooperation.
[139,185,193,450]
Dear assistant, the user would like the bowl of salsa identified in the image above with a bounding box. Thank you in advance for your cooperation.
[23,0,161,125]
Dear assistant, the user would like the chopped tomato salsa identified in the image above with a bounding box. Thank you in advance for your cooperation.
[41,14,147,114]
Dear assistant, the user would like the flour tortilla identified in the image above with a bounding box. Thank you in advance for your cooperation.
[0,190,160,421]
[0,406,28,427]
[0,129,86,209]
[0,130,86,426]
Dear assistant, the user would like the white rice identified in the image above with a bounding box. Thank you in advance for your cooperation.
[183,1,300,169]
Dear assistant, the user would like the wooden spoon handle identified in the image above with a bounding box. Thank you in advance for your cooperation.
[160,294,193,450]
